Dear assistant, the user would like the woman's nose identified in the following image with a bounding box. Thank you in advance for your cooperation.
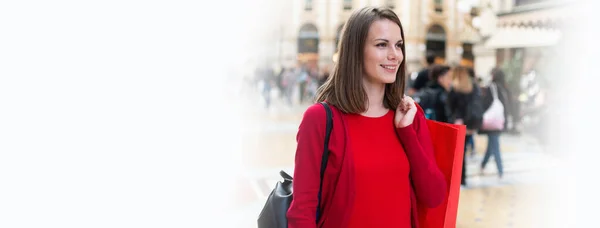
[388,48,399,60]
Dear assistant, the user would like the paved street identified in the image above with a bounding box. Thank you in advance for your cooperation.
[233,94,562,227]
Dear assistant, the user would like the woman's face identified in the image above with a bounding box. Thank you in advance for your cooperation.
[363,19,404,85]
[439,71,452,91]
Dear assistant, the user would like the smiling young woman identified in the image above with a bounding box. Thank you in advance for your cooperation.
[287,6,447,228]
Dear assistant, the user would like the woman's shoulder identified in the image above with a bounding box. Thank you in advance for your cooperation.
[302,102,337,123]
[304,101,325,113]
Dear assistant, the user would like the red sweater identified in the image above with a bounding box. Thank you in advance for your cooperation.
[287,103,447,228]
[346,110,411,227]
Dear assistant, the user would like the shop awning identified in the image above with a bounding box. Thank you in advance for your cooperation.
[484,26,562,49]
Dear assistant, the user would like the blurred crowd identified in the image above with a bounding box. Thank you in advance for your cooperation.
[243,55,547,135]
[407,52,548,187]
[241,48,549,188]
[244,63,331,109]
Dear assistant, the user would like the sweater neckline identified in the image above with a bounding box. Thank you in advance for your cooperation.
[354,109,393,119]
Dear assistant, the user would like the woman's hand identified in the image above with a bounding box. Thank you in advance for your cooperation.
[395,95,418,128]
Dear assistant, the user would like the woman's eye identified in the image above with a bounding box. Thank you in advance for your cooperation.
[396,43,403,48]
[376,43,387,47]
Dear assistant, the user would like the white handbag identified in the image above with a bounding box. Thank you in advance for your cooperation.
[481,83,505,131]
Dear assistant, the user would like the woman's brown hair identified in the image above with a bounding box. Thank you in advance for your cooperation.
[315,6,406,114]
[451,66,473,93]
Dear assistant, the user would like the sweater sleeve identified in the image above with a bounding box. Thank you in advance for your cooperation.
[395,106,447,208]
[287,104,327,228]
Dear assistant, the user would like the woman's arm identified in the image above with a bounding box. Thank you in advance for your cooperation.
[287,104,328,228]
[395,107,447,208]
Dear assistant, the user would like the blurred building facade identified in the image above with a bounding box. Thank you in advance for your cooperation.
[473,0,577,133]
[274,0,482,73]
[475,0,576,82]
[261,0,576,83]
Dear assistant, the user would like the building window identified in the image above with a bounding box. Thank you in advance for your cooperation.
[426,24,447,60]
[305,0,312,11]
[462,43,474,61]
[434,0,443,13]
[298,24,320,54]
[343,0,352,10]
[386,0,396,9]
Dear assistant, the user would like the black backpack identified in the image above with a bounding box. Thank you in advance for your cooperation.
[463,85,484,130]
[257,102,333,228]
[413,87,443,121]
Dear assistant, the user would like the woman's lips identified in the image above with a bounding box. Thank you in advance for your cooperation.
[381,64,398,73]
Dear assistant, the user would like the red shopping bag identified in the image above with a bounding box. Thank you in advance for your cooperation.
[418,119,466,228]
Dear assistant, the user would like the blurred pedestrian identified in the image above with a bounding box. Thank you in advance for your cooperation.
[448,66,484,186]
[465,67,478,156]
[408,52,435,96]
[479,68,512,179]
[412,64,452,123]
[318,66,330,87]
[297,65,309,104]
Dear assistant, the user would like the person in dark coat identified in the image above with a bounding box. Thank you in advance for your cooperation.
[448,66,482,186]
[412,64,453,123]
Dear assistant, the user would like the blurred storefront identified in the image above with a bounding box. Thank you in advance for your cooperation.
[474,0,577,132]
[476,0,574,78]
[275,0,483,73]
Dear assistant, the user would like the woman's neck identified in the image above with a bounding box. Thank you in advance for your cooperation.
[361,78,388,117]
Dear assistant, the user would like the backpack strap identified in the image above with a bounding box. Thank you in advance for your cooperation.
[315,101,333,223]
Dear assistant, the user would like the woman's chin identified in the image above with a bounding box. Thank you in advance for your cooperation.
[381,75,397,84]
[368,73,397,84]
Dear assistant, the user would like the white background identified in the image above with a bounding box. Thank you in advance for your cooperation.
[0,1,260,227]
